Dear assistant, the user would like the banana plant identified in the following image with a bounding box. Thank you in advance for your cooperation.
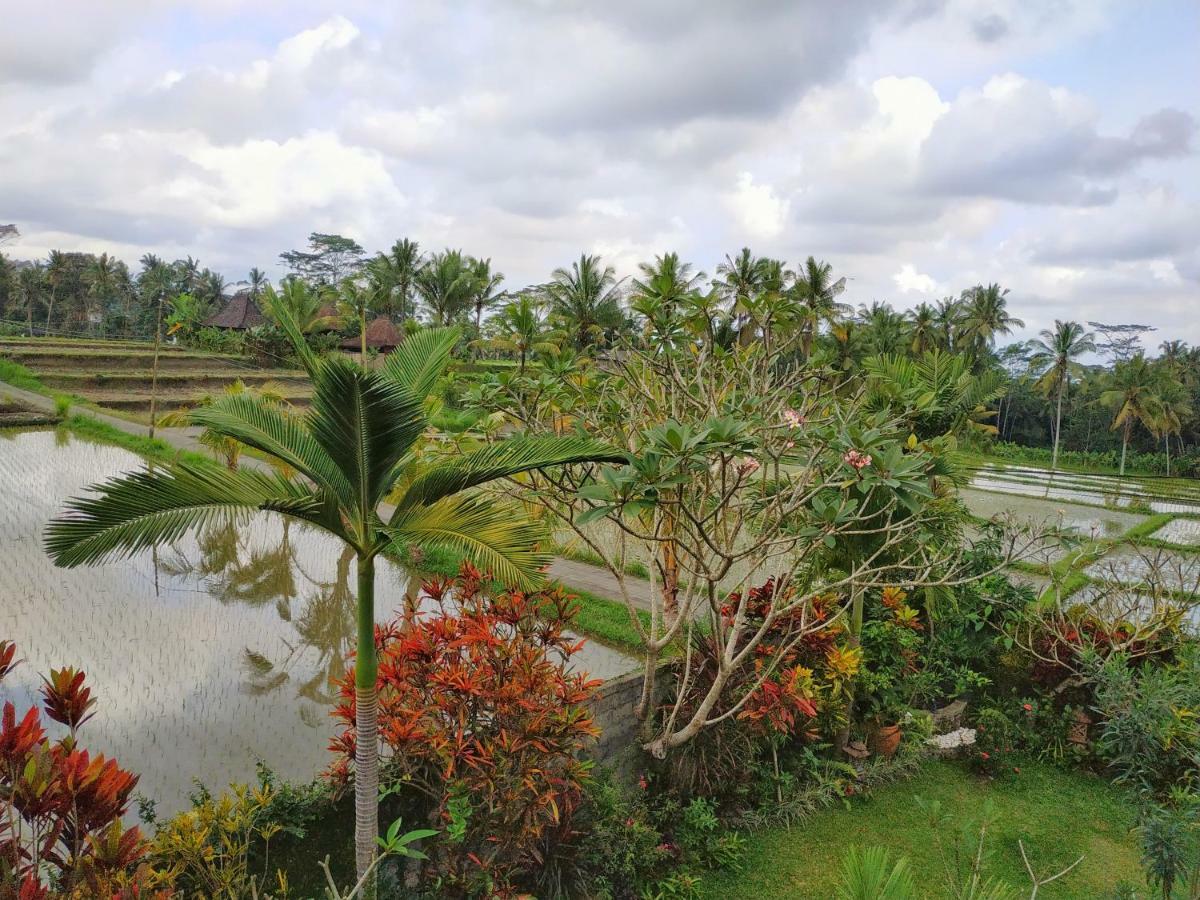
[44,293,625,895]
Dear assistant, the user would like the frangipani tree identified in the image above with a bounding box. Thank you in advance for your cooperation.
[44,296,624,892]
[475,281,1043,758]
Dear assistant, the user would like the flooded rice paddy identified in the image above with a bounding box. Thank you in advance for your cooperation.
[0,428,634,815]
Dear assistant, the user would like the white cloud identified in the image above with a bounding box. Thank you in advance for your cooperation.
[727,173,790,241]
[893,263,938,294]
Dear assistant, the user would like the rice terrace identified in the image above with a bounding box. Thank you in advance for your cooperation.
[2,3,1198,898]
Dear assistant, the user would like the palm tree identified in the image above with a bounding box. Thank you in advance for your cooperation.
[44,249,69,332]
[544,253,625,350]
[468,256,505,345]
[1029,321,1095,473]
[491,295,551,374]
[864,350,1006,440]
[932,297,962,352]
[907,303,938,355]
[337,278,381,358]
[16,263,44,336]
[199,270,227,306]
[858,302,908,356]
[85,253,118,332]
[414,249,476,327]
[247,267,268,299]
[369,238,422,325]
[959,284,1024,360]
[714,248,766,346]
[629,253,705,353]
[1100,354,1161,476]
[265,280,340,335]
[792,256,848,357]
[44,300,625,892]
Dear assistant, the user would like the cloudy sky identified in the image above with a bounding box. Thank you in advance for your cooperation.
[3,0,1197,343]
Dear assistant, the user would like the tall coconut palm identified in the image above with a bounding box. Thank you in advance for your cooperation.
[414,249,476,327]
[629,253,705,353]
[247,267,268,299]
[931,297,962,351]
[16,263,44,336]
[44,299,625,893]
[468,256,505,346]
[1100,354,1161,476]
[907,303,938,355]
[714,248,767,346]
[858,302,908,357]
[369,238,422,325]
[543,253,625,350]
[1029,321,1095,473]
[337,278,382,358]
[959,284,1024,360]
[792,256,848,357]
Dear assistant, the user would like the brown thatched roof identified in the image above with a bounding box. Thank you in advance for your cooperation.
[203,291,266,330]
[341,316,402,351]
[310,303,341,332]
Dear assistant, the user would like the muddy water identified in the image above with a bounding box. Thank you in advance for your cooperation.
[0,428,634,815]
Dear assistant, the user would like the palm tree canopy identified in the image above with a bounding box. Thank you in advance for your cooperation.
[1029,320,1095,396]
[46,302,627,587]
[543,253,625,349]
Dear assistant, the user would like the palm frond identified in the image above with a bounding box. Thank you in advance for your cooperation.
[189,391,357,507]
[261,283,319,375]
[393,435,626,512]
[385,495,550,589]
[45,464,331,568]
[379,326,460,401]
[306,357,427,512]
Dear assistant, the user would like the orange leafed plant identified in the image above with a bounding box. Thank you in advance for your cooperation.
[328,564,602,897]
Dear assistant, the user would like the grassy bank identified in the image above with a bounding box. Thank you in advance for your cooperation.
[700,759,1143,899]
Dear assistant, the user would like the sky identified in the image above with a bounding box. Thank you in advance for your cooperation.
[2,0,1198,344]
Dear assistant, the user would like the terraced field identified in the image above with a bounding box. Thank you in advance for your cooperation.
[965,459,1200,603]
[0,336,310,420]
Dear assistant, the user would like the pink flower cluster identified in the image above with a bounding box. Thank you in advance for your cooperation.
[843,449,872,471]
[736,457,761,476]
[783,408,807,429]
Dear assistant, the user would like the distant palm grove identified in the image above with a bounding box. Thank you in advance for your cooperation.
[2,230,1197,475]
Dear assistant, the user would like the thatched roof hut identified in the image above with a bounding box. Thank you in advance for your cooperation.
[203,291,266,330]
[341,316,403,352]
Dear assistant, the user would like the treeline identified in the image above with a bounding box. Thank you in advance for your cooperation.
[2,233,1195,472]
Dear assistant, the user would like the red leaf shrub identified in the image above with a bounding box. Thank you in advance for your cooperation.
[328,565,602,897]
[0,641,167,898]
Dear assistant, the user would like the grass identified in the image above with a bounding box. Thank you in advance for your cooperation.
[0,357,47,392]
[60,414,214,467]
[700,759,1144,899]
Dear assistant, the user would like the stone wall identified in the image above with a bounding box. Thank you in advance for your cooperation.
[587,663,674,774]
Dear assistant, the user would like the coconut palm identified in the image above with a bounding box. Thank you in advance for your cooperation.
[265,280,340,335]
[543,253,625,350]
[629,253,705,353]
[369,238,422,325]
[793,256,848,356]
[247,267,268,299]
[16,263,44,336]
[714,248,767,346]
[1029,321,1095,473]
[414,249,476,327]
[337,278,382,358]
[491,294,553,374]
[858,302,909,357]
[933,297,963,351]
[1100,354,1162,476]
[907,303,939,355]
[44,298,625,892]
[468,256,505,346]
[959,284,1024,360]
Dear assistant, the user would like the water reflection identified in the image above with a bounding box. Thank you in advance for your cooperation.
[0,428,634,816]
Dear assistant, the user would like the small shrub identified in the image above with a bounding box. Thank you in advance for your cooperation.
[328,564,601,897]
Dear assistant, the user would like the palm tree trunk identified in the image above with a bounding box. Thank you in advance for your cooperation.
[1165,433,1171,477]
[1119,422,1130,477]
[355,554,380,897]
[1051,377,1065,472]
[360,314,368,362]
[148,294,164,439]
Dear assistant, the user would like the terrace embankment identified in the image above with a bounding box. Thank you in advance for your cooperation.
[0,336,310,419]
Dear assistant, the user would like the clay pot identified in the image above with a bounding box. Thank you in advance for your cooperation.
[872,723,903,758]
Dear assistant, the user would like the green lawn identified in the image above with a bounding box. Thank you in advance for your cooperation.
[701,760,1143,899]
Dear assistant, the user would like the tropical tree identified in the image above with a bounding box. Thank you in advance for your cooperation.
[265,279,341,335]
[247,267,268,299]
[1029,321,1096,473]
[714,247,767,346]
[44,301,624,893]
[368,238,422,324]
[858,302,909,357]
[1100,354,1162,476]
[864,350,1006,440]
[959,284,1024,360]
[16,262,44,336]
[491,294,553,374]
[907,303,939,355]
[932,297,962,351]
[337,278,381,358]
[468,256,505,345]
[629,252,705,354]
[414,249,476,326]
[793,255,848,356]
[543,253,625,350]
